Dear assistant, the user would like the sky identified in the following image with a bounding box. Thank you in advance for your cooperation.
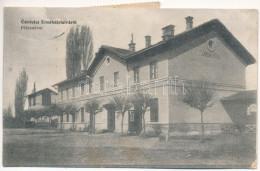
[3,8,258,110]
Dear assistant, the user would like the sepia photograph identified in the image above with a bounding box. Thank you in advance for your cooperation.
[2,8,257,168]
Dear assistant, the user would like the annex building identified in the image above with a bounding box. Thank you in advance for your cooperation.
[53,17,255,135]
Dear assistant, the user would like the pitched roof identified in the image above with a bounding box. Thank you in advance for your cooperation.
[102,45,133,58]
[54,18,256,87]
[221,90,257,101]
[89,19,255,73]
[124,19,256,65]
[52,70,88,87]
[27,88,58,97]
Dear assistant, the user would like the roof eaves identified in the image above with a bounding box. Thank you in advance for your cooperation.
[124,19,255,66]
[125,41,166,59]
[102,45,129,58]
[52,72,88,87]
[26,88,57,97]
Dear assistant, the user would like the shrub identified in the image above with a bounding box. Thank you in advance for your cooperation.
[152,125,162,136]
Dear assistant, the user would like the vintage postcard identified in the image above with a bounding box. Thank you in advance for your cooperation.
[3,8,257,168]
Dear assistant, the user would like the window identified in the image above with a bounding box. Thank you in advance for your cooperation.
[33,97,36,106]
[133,67,140,83]
[114,72,119,87]
[72,87,75,97]
[100,76,104,91]
[66,89,69,99]
[150,98,158,122]
[106,56,111,66]
[66,114,69,122]
[89,81,92,93]
[29,98,31,106]
[130,112,135,122]
[150,61,158,80]
[80,84,84,95]
[81,108,84,122]
[72,115,75,122]
[61,90,63,100]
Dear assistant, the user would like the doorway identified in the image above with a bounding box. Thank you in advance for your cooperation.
[107,109,115,132]
[128,110,142,134]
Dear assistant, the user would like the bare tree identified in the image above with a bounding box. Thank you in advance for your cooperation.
[66,25,93,79]
[182,78,214,142]
[85,99,102,134]
[49,104,66,130]
[63,103,80,130]
[130,91,152,137]
[111,95,132,135]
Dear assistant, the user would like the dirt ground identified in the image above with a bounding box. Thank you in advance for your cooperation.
[3,129,256,168]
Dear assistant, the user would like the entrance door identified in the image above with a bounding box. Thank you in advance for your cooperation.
[128,110,142,134]
[107,110,115,132]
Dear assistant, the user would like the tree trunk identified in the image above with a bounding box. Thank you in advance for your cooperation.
[60,115,63,130]
[72,115,75,131]
[142,113,146,138]
[200,111,205,143]
[93,114,95,134]
[121,113,124,135]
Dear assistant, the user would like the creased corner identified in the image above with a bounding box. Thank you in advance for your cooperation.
[251,160,257,169]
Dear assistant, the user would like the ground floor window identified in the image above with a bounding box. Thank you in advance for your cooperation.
[66,114,69,122]
[150,98,158,122]
[81,108,84,122]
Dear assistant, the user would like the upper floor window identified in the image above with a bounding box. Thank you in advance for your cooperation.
[33,97,36,106]
[100,76,104,91]
[114,72,119,87]
[29,98,31,106]
[89,81,92,93]
[61,90,63,100]
[133,67,140,83]
[150,60,158,80]
[66,88,69,99]
[72,87,75,97]
[80,84,84,95]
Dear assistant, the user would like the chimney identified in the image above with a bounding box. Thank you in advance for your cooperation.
[162,25,175,41]
[145,35,151,48]
[33,82,36,93]
[185,16,193,31]
[128,33,136,52]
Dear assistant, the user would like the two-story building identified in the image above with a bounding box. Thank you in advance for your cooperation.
[27,83,58,122]
[53,17,255,135]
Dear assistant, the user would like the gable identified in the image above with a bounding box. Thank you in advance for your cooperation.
[168,32,246,87]
[88,46,131,76]
[91,51,128,91]
[91,51,126,77]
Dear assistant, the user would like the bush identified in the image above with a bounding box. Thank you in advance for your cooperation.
[140,125,162,138]
[82,125,90,132]
[25,121,36,128]
[221,123,241,134]
[96,129,110,134]
[151,125,162,136]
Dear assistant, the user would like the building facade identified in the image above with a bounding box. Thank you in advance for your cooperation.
[27,86,58,123]
[53,17,255,135]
